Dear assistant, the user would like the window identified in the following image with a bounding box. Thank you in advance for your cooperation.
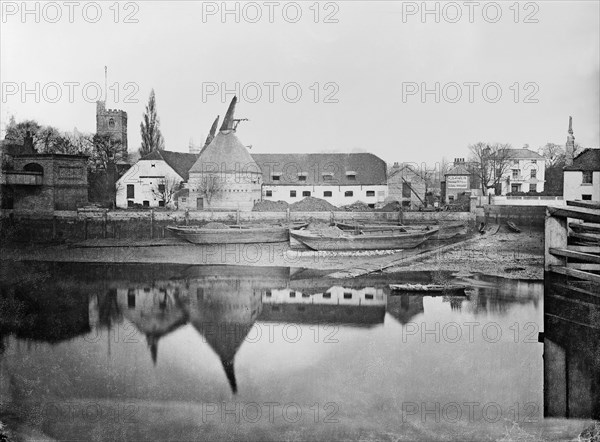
[143,201,150,207]
[181,198,187,203]
[448,196,455,201]
[302,293,310,298]
[302,191,311,197]
[366,190,375,197]
[289,291,296,298]
[127,289,135,308]
[347,174,356,181]
[290,190,296,197]
[127,200,134,208]
[368,204,375,209]
[511,184,521,193]
[402,182,411,198]
[266,190,273,197]
[532,160,537,164]
[126,184,135,198]
[530,169,536,178]
[512,170,520,179]
[272,175,280,181]
[323,292,331,299]
[266,290,272,297]
[583,171,593,184]
[343,292,352,299]
[582,194,592,200]
[298,176,306,182]
[322,174,333,181]
[345,191,353,197]
[529,184,536,192]
[108,118,115,128]
[158,200,165,207]
[323,191,332,197]
[365,294,374,300]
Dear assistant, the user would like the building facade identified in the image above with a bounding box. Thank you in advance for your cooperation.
[564,149,600,201]
[253,153,388,208]
[500,148,546,195]
[387,162,426,209]
[115,150,197,208]
[96,100,128,150]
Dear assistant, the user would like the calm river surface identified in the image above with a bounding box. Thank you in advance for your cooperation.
[0,261,594,441]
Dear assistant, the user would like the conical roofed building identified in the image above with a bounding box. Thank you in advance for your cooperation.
[187,97,262,211]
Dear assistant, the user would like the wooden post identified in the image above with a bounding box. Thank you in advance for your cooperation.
[286,208,290,223]
[150,210,154,239]
[185,209,189,226]
[544,209,567,271]
[84,218,88,240]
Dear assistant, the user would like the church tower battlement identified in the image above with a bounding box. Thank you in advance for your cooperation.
[96,100,128,150]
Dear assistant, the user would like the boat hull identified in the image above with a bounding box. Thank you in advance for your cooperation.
[334,222,466,239]
[290,229,437,251]
[168,226,289,244]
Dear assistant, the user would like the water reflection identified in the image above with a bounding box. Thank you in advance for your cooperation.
[0,262,591,441]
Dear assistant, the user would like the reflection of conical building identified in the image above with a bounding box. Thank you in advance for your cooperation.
[115,283,188,365]
[183,266,268,393]
[386,295,424,325]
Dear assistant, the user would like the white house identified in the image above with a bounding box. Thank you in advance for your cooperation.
[564,149,600,201]
[115,149,198,208]
[252,153,388,208]
[499,147,546,195]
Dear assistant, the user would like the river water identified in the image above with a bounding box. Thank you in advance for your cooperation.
[0,261,596,441]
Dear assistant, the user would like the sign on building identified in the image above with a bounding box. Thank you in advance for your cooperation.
[446,175,468,189]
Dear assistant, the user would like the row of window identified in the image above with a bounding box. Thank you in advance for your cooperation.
[265,190,376,198]
[271,173,357,182]
[511,169,537,179]
[265,290,374,300]
[127,200,165,207]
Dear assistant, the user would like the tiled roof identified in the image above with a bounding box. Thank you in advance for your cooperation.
[507,148,544,160]
[190,131,259,174]
[564,148,600,171]
[251,153,387,185]
[445,164,471,175]
[140,150,199,181]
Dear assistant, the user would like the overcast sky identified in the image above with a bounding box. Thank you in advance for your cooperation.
[1,1,598,165]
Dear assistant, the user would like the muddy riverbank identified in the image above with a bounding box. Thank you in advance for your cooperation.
[0,228,544,280]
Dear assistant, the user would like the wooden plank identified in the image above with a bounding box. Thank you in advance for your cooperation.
[549,265,600,284]
[570,231,600,242]
[550,248,600,263]
[547,206,600,223]
[545,215,567,270]
[569,222,600,233]
[567,200,600,210]
[568,245,600,253]
[566,263,600,271]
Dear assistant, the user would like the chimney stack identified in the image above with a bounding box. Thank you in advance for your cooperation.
[565,116,575,166]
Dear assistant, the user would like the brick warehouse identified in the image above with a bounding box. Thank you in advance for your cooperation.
[0,135,89,213]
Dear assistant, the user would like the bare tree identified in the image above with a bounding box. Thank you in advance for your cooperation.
[538,143,565,167]
[151,176,182,207]
[468,142,513,195]
[197,175,223,206]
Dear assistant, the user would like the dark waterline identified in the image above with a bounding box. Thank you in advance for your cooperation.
[0,261,595,441]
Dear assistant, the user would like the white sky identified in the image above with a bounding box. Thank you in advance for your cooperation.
[1,1,599,165]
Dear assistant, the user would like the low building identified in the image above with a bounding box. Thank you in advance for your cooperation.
[387,162,426,209]
[253,153,388,208]
[563,117,599,202]
[443,158,478,203]
[115,149,197,208]
[1,135,88,213]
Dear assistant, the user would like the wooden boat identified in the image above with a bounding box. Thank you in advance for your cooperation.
[290,227,438,251]
[389,283,467,294]
[334,222,466,240]
[168,222,308,245]
[506,221,521,233]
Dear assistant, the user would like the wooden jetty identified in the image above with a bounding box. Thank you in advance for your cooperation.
[545,200,600,284]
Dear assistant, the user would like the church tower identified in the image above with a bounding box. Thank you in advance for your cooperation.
[96,100,128,150]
